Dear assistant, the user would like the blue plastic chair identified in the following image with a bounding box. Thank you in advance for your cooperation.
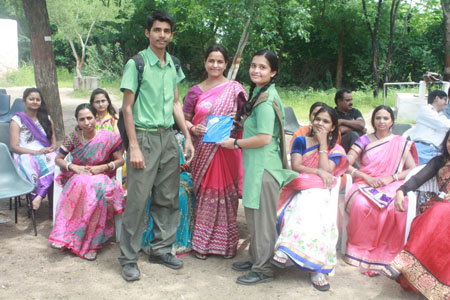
[0,142,37,235]
[0,89,6,95]
[0,98,25,123]
[0,94,10,117]
[0,123,10,150]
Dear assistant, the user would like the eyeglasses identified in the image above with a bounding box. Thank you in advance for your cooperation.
[93,99,108,104]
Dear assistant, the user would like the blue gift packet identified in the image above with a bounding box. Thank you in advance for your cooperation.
[202,115,234,143]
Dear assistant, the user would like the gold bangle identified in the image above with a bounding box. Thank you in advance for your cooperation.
[319,150,328,154]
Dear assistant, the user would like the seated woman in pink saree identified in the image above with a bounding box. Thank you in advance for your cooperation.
[273,106,348,291]
[183,45,247,259]
[49,104,125,261]
[344,106,417,273]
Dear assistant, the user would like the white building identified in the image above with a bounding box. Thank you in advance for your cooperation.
[0,19,19,77]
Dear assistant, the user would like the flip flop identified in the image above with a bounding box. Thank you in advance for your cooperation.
[362,270,380,277]
[310,273,330,292]
[50,243,65,251]
[84,252,97,261]
[381,265,401,280]
[194,252,207,260]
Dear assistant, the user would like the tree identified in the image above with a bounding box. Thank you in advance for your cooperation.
[23,0,65,140]
[361,0,412,97]
[442,0,450,80]
[47,0,122,78]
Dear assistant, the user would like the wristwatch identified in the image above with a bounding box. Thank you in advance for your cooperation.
[234,139,241,149]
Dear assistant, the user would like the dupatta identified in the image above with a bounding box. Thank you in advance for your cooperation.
[277,143,348,212]
[14,112,51,147]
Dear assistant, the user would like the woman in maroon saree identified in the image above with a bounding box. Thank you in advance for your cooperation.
[183,45,247,259]
[382,129,450,300]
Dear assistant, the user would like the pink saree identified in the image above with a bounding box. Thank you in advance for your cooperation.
[183,81,246,256]
[275,141,348,273]
[344,134,418,270]
[49,129,125,258]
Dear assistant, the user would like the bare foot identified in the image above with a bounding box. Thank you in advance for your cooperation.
[32,196,42,210]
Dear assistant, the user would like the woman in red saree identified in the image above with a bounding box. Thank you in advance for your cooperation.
[183,45,247,259]
[381,129,450,300]
[344,106,418,273]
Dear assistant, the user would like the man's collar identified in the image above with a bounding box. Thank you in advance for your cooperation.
[146,46,172,67]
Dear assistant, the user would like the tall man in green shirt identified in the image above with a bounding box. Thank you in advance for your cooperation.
[118,10,194,282]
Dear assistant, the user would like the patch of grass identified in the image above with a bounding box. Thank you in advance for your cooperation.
[67,89,91,99]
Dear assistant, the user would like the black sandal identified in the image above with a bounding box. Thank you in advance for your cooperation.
[381,265,401,280]
[194,252,207,260]
[311,273,330,292]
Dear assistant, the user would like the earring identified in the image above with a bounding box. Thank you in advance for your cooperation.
[328,133,332,141]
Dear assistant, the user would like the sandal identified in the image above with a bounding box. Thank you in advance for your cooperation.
[362,270,380,277]
[194,252,207,260]
[270,254,288,269]
[50,243,65,251]
[84,252,97,261]
[381,265,401,280]
[310,273,330,292]
[223,255,235,259]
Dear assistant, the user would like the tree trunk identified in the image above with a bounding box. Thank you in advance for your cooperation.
[23,0,65,141]
[442,0,450,81]
[336,36,344,88]
[228,0,254,81]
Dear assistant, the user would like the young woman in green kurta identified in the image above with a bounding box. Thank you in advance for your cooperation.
[219,50,296,285]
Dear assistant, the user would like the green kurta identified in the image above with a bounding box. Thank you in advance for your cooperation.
[242,84,297,209]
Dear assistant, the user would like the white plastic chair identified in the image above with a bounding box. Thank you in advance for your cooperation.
[403,165,438,244]
[402,126,416,140]
[338,174,352,254]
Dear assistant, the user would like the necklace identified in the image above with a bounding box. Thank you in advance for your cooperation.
[374,132,390,140]
[82,129,96,143]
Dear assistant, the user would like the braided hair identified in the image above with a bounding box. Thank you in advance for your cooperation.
[236,50,279,122]
[23,88,53,141]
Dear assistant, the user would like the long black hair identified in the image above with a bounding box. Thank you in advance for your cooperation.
[236,50,278,122]
[441,128,450,160]
[309,106,339,149]
[23,88,53,141]
[371,105,395,131]
[309,102,327,120]
[89,88,117,119]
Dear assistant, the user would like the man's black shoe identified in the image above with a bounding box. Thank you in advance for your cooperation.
[148,253,183,270]
[121,263,140,281]
[232,261,253,272]
[236,271,274,285]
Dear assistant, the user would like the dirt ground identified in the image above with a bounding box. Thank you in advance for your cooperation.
[0,87,425,300]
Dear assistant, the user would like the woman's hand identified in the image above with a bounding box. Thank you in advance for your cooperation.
[191,124,207,136]
[363,174,381,188]
[378,176,394,187]
[315,127,328,146]
[394,190,406,212]
[87,165,108,175]
[70,164,90,175]
[318,169,335,189]
[217,138,235,150]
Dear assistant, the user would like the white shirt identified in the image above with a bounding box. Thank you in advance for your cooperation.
[11,115,48,151]
[412,104,450,148]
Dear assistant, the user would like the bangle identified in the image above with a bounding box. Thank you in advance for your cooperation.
[319,150,328,154]
[111,161,116,171]
[351,168,357,177]
[66,162,72,171]
[393,174,398,181]
[317,168,322,174]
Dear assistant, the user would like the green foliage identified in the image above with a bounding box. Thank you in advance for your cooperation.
[0,64,75,88]
[84,43,125,78]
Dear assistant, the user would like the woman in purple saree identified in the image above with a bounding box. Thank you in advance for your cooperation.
[10,88,57,212]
